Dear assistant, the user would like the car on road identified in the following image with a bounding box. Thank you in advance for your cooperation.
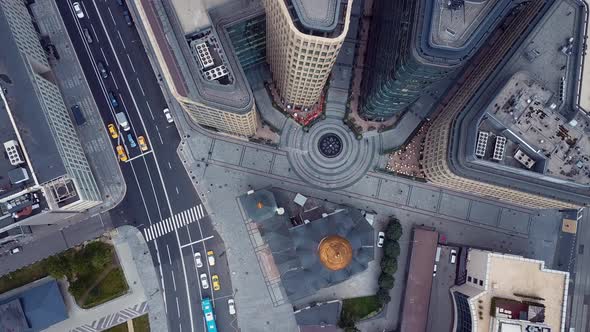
[200,273,209,289]
[97,61,109,79]
[450,249,457,264]
[433,264,437,277]
[212,275,220,291]
[194,252,203,268]
[163,108,174,123]
[10,247,22,255]
[70,105,86,126]
[377,231,385,248]
[127,134,136,148]
[138,136,148,151]
[116,0,125,6]
[207,250,215,266]
[73,2,84,18]
[228,298,236,315]
[108,124,119,139]
[83,28,93,43]
[123,10,133,26]
[116,145,127,161]
[108,91,119,108]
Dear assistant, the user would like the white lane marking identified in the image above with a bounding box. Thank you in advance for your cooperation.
[146,101,155,120]
[190,207,198,222]
[158,131,164,145]
[107,6,116,26]
[117,30,126,49]
[171,272,177,291]
[142,205,203,241]
[100,47,109,66]
[80,1,91,20]
[176,186,179,194]
[112,75,119,90]
[180,235,214,249]
[90,23,99,43]
[166,244,172,264]
[127,53,136,73]
[198,205,204,219]
[168,161,172,169]
[176,296,180,317]
[126,150,153,162]
[137,77,145,96]
[175,217,181,229]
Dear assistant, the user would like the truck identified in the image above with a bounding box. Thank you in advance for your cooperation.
[115,112,130,131]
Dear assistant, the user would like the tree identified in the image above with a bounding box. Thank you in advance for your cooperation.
[378,273,395,289]
[386,218,403,241]
[381,259,398,275]
[45,255,71,279]
[384,241,401,258]
[376,288,391,304]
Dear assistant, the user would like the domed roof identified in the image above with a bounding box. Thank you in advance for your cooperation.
[317,235,353,271]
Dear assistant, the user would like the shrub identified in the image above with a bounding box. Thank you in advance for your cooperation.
[45,255,71,279]
[386,218,403,241]
[384,241,401,258]
[376,288,391,304]
[381,259,398,275]
[378,273,395,289]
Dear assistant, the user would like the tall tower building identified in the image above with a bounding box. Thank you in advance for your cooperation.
[262,0,354,109]
[360,0,514,121]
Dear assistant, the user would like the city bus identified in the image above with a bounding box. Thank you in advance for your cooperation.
[201,298,218,332]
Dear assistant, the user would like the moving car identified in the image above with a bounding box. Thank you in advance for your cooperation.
[450,249,457,264]
[73,2,84,18]
[97,61,109,79]
[123,10,133,26]
[377,231,385,248]
[127,133,136,148]
[194,252,203,268]
[108,124,119,139]
[116,145,127,161]
[83,28,93,43]
[207,250,215,266]
[108,91,119,108]
[163,108,174,123]
[138,136,148,151]
[200,273,209,289]
[228,298,236,315]
[212,275,220,291]
[10,247,22,255]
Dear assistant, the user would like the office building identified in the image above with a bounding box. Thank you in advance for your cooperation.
[0,0,101,241]
[360,0,514,121]
[262,0,354,109]
[451,249,568,332]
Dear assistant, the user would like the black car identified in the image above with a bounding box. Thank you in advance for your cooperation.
[123,10,133,26]
[70,105,86,125]
[97,61,109,79]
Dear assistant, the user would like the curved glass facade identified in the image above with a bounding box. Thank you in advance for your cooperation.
[452,291,473,332]
[226,14,267,70]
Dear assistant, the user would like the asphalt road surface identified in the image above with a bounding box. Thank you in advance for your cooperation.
[55,1,237,331]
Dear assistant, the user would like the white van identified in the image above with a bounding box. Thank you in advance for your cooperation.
[435,246,442,262]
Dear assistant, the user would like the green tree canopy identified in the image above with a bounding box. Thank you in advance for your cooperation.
[378,273,395,289]
[385,218,403,241]
[376,288,391,304]
[384,241,401,258]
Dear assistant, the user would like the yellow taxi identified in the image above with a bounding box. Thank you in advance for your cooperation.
[138,135,148,152]
[212,275,220,291]
[116,145,127,162]
[108,124,118,139]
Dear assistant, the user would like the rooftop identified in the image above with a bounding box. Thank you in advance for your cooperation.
[288,0,340,32]
[0,5,66,186]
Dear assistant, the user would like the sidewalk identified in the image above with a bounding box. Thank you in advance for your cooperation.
[30,0,126,213]
[44,226,167,332]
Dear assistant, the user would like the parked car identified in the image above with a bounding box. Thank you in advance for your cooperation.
[116,145,127,161]
[200,273,209,289]
[207,250,215,266]
[433,264,437,277]
[108,124,119,139]
[108,91,119,108]
[212,275,220,291]
[163,108,174,123]
[97,61,109,79]
[127,133,136,148]
[70,105,86,126]
[73,2,84,18]
[10,247,22,255]
[83,28,93,43]
[138,135,148,151]
[194,252,203,268]
[228,298,236,315]
[450,249,457,264]
[123,10,133,26]
[377,231,385,248]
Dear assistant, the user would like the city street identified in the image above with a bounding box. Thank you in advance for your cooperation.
[54,0,236,331]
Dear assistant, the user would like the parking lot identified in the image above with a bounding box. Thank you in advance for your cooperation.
[426,245,459,332]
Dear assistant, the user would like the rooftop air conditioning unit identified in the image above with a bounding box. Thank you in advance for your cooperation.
[4,140,24,166]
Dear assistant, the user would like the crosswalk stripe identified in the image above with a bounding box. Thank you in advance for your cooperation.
[196,205,202,219]
[162,220,168,234]
[175,217,180,229]
[166,218,173,233]
[157,223,163,236]
[144,228,150,241]
[181,211,189,226]
[189,207,197,223]
[147,227,154,241]
[143,205,205,242]
[199,205,204,219]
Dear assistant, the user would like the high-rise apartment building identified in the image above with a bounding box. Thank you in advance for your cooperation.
[0,0,101,241]
[132,0,258,137]
[360,0,514,121]
[262,0,354,109]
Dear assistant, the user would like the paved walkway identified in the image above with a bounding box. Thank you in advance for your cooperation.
[43,226,166,332]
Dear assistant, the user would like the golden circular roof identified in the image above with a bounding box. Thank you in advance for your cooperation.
[317,235,353,271]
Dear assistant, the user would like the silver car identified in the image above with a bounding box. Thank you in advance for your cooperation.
[200,273,209,289]
[73,2,84,18]
[194,252,203,268]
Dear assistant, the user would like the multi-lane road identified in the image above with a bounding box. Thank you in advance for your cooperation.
[55,0,237,331]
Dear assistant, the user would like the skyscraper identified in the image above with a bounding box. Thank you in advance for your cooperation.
[360,0,514,121]
[262,0,354,109]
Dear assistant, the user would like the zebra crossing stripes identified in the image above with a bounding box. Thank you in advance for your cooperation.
[143,204,205,242]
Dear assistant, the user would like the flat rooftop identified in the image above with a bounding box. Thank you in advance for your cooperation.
[169,0,231,34]
[430,0,500,49]
[478,253,567,332]
[479,71,590,185]
[288,0,340,32]
[0,5,66,186]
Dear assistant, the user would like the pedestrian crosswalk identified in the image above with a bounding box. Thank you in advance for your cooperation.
[143,205,205,242]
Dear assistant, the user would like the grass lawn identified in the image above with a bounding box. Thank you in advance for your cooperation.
[133,314,150,331]
[104,322,128,332]
[341,296,382,322]
[81,267,128,308]
[0,260,49,294]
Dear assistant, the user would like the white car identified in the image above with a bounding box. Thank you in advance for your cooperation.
[73,2,84,18]
[200,273,209,289]
[194,252,203,268]
[450,249,457,264]
[207,250,215,266]
[228,298,236,315]
[377,231,385,248]
[163,108,174,123]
